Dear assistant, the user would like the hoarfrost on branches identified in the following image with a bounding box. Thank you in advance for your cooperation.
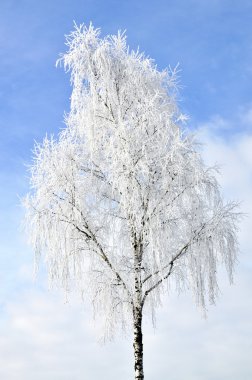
[24,24,240,343]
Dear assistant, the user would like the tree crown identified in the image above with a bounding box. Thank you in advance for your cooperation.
[24,24,239,338]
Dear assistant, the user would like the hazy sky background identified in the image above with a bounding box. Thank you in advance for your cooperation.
[0,0,251,379]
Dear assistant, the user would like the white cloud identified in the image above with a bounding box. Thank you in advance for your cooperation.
[198,115,252,254]
[0,289,132,380]
[1,112,252,380]
[1,271,251,380]
[143,264,252,380]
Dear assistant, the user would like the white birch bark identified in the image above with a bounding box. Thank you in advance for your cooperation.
[133,306,144,380]
[133,238,144,379]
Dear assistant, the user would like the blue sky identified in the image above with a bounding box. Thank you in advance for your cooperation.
[0,1,252,379]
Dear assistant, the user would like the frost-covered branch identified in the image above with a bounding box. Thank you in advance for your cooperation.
[24,24,240,345]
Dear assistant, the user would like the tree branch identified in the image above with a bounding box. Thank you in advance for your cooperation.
[51,192,133,303]
[141,261,174,307]
[141,221,211,305]
[74,217,133,304]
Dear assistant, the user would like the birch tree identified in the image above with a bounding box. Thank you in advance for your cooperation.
[24,24,240,380]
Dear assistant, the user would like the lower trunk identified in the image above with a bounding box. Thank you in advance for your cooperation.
[133,310,144,380]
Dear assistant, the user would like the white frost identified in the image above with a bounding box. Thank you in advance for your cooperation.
[24,23,240,339]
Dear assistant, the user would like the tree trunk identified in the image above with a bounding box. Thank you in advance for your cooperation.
[133,308,144,380]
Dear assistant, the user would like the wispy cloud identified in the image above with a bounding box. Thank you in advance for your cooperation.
[0,110,251,379]
[0,1,251,378]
